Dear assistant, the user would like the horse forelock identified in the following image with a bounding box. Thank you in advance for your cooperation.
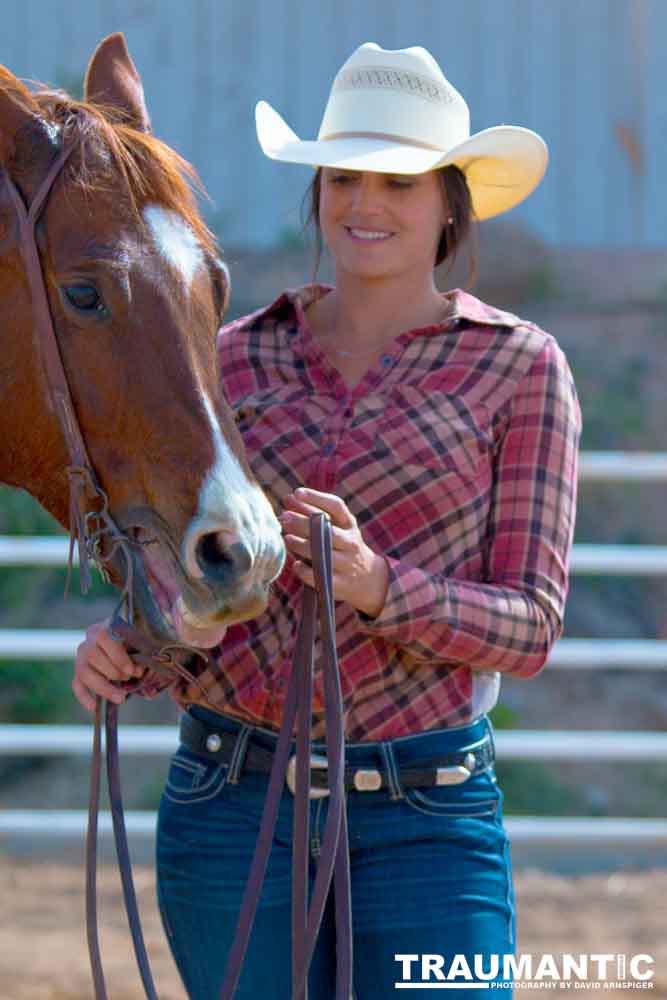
[22,85,218,261]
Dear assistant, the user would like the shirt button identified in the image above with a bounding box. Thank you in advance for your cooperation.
[323,441,336,456]
[278,677,286,688]
[381,354,393,366]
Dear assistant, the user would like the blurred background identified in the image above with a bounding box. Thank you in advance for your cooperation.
[1,1,666,997]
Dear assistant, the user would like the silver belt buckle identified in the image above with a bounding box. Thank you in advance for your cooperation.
[436,752,478,786]
[286,752,330,799]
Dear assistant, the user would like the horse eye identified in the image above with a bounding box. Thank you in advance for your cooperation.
[63,284,105,313]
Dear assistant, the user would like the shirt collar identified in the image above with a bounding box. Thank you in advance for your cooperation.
[248,283,524,331]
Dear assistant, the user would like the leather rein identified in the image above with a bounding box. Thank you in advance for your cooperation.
[3,136,353,998]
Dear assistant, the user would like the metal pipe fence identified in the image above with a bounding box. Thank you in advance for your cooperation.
[1,450,665,846]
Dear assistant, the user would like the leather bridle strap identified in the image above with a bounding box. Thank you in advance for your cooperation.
[1,138,166,999]
[1,144,111,596]
[4,136,353,998]
[218,512,352,999]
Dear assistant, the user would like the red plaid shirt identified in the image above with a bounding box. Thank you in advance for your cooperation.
[142,283,582,741]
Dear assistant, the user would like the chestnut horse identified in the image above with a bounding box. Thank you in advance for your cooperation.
[0,33,285,650]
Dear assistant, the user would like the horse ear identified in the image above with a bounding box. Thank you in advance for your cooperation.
[84,33,151,132]
[0,67,41,164]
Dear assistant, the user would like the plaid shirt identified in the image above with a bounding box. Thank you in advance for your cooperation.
[141,283,582,742]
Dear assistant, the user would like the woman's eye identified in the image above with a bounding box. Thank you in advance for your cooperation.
[63,284,106,314]
[388,178,414,189]
[330,174,355,184]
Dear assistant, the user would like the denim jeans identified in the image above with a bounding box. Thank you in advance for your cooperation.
[156,708,516,999]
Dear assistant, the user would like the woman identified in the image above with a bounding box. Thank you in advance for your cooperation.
[73,43,582,998]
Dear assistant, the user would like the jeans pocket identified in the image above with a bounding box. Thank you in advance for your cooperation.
[163,745,229,805]
[401,767,501,819]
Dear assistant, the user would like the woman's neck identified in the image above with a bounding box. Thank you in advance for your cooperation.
[313,271,451,347]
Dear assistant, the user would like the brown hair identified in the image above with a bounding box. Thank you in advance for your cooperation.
[0,68,218,259]
[301,164,478,288]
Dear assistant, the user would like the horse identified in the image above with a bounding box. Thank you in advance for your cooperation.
[0,32,285,651]
[0,35,351,999]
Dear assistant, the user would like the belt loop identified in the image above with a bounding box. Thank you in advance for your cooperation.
[484,714,496,762]
[379,740,404,801]
[226,724,253,784]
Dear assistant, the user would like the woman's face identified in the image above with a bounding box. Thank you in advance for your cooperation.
[318,167,447,280]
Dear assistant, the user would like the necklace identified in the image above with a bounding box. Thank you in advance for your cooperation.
[311,300,456,360]
[327,342,390,359]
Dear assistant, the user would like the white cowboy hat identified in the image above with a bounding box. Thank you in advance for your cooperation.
[256,42,548,221]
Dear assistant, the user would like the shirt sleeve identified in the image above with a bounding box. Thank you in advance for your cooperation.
[352,338,583,679]
[119,668,176,701]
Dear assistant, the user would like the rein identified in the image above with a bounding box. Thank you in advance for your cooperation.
[3,137,353,998]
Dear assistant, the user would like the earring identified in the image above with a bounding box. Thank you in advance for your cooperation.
[446,216,454,224]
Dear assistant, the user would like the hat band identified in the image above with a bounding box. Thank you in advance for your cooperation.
[333,65,457,107]
[319,130,446,153]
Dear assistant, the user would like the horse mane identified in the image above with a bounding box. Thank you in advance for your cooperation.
[10,73,219,258]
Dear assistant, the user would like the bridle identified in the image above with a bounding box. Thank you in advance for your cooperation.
[2,133,353,998]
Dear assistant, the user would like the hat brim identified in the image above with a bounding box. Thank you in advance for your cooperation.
[255,100,549,221]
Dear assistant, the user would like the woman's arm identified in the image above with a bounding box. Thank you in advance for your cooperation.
[352,338,583,679]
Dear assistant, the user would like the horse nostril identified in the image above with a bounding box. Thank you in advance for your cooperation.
[196,532,253,583]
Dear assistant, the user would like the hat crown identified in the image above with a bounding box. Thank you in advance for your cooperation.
[318,42,470,153]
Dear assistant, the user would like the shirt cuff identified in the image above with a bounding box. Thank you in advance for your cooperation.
[121,669,174,701]
[353,554,439,642]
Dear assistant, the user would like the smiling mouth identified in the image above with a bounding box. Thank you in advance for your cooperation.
[345,226,395,242]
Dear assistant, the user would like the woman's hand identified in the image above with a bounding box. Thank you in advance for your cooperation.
[72,618,145,712]
[279,487,389,618]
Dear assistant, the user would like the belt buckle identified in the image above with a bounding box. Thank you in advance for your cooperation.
[436,753,478,786]
[286,752,330,799]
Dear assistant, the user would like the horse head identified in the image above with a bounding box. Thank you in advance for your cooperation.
[0,33,285,650]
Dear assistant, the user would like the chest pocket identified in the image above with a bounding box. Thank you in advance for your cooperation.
[370,386,490,496]
[234,390,316,494]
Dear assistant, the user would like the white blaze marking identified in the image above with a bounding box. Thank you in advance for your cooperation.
[200,390,247,495]
[143,204,203,288]
[191,390,282,583]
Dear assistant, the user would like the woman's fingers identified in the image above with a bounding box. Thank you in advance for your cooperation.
[288,488,356,528]
[283,512,353,547]
[94,624,138,677]
[75,659,126,705]
[72,620,143,713]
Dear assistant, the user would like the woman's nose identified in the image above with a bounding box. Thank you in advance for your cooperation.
[350,178,381,210]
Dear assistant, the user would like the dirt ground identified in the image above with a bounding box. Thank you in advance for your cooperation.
[0,860,664,999]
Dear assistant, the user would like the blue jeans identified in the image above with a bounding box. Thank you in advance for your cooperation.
[156,708,516,999]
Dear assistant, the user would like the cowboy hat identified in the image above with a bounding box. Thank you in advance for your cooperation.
[255,42,548,221]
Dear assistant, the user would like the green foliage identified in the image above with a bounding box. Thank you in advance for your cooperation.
[0,487,116,726]
[0,660,73,723]
[0,486,63,535]
[575,358,650,447]
[489,704,592,816]
[134,769,170,810]
[488,702,520,730]
[495,760,586,816]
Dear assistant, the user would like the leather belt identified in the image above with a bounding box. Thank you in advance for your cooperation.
[180,712,495,795]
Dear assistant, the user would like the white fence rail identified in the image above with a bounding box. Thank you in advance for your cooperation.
[1,727,666,844]
[2,811,666,846]
[3,539,667,574]
[2,725,667,759]
[1,451,666,846]
[1,631,667,667]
